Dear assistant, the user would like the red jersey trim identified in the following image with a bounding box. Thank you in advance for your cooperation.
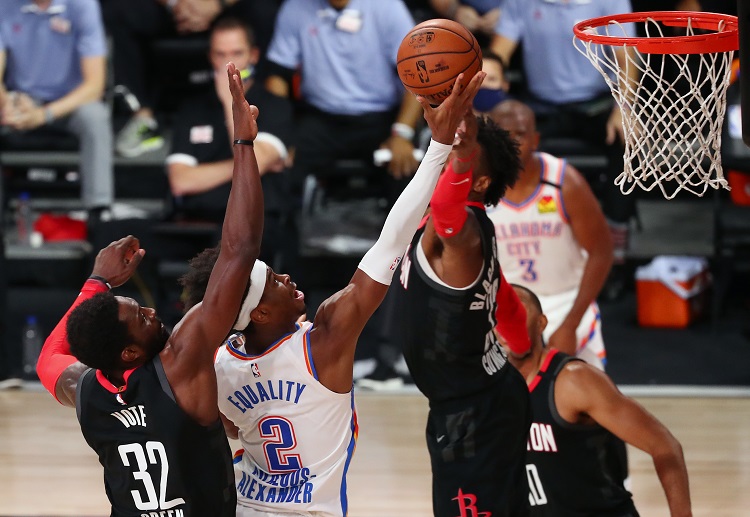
[95,367,137,394]
[528,348,560,393]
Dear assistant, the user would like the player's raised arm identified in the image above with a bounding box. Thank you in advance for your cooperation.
[168,61,263,365]
[36,236,145,407]
[310,72,486,393]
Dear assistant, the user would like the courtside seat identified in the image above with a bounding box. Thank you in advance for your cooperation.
[299,158,388,260]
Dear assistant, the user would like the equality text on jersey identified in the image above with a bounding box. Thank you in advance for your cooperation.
[226,379,307,413]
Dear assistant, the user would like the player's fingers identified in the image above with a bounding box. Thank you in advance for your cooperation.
[226,62,242,99]
[442,74,465,108]
[114,235,136,250]
[415,95,432,114]
[249,105,259,120]
[128,249,145,270]
[461,72,486,104]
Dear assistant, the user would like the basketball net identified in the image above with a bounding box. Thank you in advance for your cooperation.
[574,13,737,199]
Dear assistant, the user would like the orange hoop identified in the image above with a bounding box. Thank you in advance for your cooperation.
[573,11,740,198]
[573,11,738,55]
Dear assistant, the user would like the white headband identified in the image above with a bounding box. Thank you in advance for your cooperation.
[234,260,268,330]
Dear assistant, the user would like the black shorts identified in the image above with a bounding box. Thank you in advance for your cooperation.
[426,365,532,517]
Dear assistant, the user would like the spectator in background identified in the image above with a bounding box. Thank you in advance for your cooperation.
[429,0,500,47]
[403,0,440,24]
[101,0,282,158]
[167,17,293,267]
[0,0,113,218]
[490,0,637,300]
[472,49,510,114]
[487,100,613,370]
[265,0,422,192]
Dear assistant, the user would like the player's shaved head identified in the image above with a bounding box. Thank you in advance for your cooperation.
[489,99,536,131]
[511,284,543,316]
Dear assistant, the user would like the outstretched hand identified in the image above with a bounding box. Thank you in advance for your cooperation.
[417,71,486,145]
[226,62,259,142]
[91,235,145,288]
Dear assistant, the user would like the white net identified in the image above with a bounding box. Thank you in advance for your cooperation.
[574,16,735,199]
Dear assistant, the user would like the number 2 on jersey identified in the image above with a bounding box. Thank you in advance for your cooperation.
[519,258,538,282]
[260,416,302,473]
[118,441,186,511]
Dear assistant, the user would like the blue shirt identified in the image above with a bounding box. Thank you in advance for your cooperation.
[496,0,634,104]
[0,0,106,102]
[267,0,415,115]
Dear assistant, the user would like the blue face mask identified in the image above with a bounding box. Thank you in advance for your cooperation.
[473,88,509,113]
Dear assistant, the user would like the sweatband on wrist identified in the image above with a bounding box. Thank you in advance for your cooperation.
[430,160,473,238]
[391,122,415,141]
[358,139,452,285]
[255,131,289,160]
[234,259,268,330]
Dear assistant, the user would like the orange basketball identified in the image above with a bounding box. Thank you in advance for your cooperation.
[397,19,482,105]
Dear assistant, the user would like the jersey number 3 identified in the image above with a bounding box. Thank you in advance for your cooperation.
[118,442,186,511]
[260,416,302,473]
[519,258,538,282]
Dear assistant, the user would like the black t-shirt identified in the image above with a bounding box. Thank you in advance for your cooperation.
[526,350,637,516]
[76,357,236,517]
[169,81,293,220]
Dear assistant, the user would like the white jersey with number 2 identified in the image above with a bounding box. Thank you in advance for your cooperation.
[214,321,357,517]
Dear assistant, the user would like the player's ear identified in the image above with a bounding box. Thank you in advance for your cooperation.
[538,314,548,336]
[121,345,142,364]
[250,305,270,324]
[473,174,491,195]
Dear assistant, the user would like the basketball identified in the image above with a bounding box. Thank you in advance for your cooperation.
[397,19,482,105]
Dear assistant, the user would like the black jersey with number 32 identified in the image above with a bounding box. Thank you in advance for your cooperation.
[526,350,638,517]
[76,357,236,517]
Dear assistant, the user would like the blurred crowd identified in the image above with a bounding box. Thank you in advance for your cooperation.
[0,0,739,386]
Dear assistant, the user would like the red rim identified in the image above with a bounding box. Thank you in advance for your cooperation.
[573,11,738,54]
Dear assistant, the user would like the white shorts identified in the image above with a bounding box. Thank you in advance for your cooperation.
[539,290,606,371]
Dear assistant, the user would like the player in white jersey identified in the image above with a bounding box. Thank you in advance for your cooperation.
[180,73,487,517]
[214,323,356,515]
[486,100,613,370]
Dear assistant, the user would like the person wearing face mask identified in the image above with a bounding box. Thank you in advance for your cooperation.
[166,16,294,267]
[472,50,511,114]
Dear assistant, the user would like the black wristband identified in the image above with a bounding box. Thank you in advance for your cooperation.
[233,139,254,146]
[88,275,112,290]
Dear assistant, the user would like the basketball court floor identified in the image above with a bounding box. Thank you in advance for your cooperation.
[1,388,749,516]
